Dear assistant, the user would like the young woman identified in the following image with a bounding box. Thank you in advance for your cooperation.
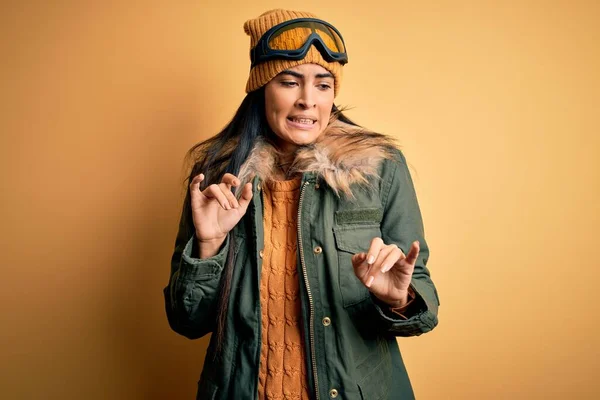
[164,9,440,400]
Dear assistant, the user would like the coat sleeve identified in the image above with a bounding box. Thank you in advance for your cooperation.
[359,149,440,337]
[163,204,229,340]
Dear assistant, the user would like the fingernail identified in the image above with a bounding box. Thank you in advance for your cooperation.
[366,276,374,287]
[381,264,389,273]
[368,255,375,264]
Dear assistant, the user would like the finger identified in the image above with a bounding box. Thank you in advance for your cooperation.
[366,237,384,266]
[219,182,239,209]
[380,246,404,274]
[237,182,253,214]
[351,252,367,268]
[221,173,239,189]
[384,251,405,274]
[189,173,206,200]
[364,237,384,287]
[189,173,205,191]
[351,252,369,282]
[405,241,420,265]
[203,184,232,210]
[365,245,396,287]
[222,174,241,208]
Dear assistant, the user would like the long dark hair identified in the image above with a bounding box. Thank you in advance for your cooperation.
[181,87,358,356]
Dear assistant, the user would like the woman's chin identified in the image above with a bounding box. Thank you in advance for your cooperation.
[287,128,323,144]
[271,125,325,151]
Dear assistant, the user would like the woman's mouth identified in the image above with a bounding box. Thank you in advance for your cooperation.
[287,117,316,125]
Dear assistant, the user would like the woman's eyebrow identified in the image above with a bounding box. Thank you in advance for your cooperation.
[279,70,304,78]
[315,72,334,79]
[278,70,334,79]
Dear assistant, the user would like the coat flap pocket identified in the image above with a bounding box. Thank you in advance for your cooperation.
[356,339,392,400]
[333,224,382,254]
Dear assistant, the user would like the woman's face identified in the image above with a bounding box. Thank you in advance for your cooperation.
[264,63,335,154]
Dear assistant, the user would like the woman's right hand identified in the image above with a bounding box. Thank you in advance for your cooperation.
[189,173,253,256]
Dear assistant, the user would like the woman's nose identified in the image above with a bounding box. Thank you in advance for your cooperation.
[296,87,316,108]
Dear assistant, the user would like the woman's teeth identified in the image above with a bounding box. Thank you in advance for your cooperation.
[290,117,315,125]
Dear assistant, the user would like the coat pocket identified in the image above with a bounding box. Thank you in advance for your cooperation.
[333,223,382,308]
[356,338,392,400]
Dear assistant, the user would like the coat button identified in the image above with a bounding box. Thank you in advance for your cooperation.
[322,317,331,326]
[257,183,262,191]
[314,183,320,189]
[329,389,338,398]
[314,246,322,254]
[259,249,264,259]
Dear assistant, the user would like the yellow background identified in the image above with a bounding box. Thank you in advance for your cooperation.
[1,1,599,399]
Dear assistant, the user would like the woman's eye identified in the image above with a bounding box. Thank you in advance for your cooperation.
[281,81,298,87]
[318,83,332,90]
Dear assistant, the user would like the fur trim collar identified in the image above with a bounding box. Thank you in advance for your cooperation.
[236,116,399,199]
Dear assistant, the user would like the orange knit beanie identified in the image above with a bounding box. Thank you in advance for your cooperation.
[243,9,344,97]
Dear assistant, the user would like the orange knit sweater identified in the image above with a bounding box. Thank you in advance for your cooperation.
[257,175,310,400]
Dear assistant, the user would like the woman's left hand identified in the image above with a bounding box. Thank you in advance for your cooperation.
[351,238,419,308]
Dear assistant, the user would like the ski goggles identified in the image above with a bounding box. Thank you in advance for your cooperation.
[250,18,348,68]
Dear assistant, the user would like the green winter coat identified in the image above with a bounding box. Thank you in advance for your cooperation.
[164,120,440,400]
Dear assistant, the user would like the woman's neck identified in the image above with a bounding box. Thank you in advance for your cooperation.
[273,145,298,181]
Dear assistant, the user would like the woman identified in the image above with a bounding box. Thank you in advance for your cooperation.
[164,9,440,400]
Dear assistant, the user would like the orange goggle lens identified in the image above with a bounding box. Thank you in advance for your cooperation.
[267,21,346,54]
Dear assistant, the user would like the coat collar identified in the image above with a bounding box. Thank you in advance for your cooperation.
[236,115,399,199]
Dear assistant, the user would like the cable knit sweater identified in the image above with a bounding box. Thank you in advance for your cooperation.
[257,175,310,400]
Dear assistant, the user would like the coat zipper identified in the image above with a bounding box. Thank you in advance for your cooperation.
[297,180,320,400]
